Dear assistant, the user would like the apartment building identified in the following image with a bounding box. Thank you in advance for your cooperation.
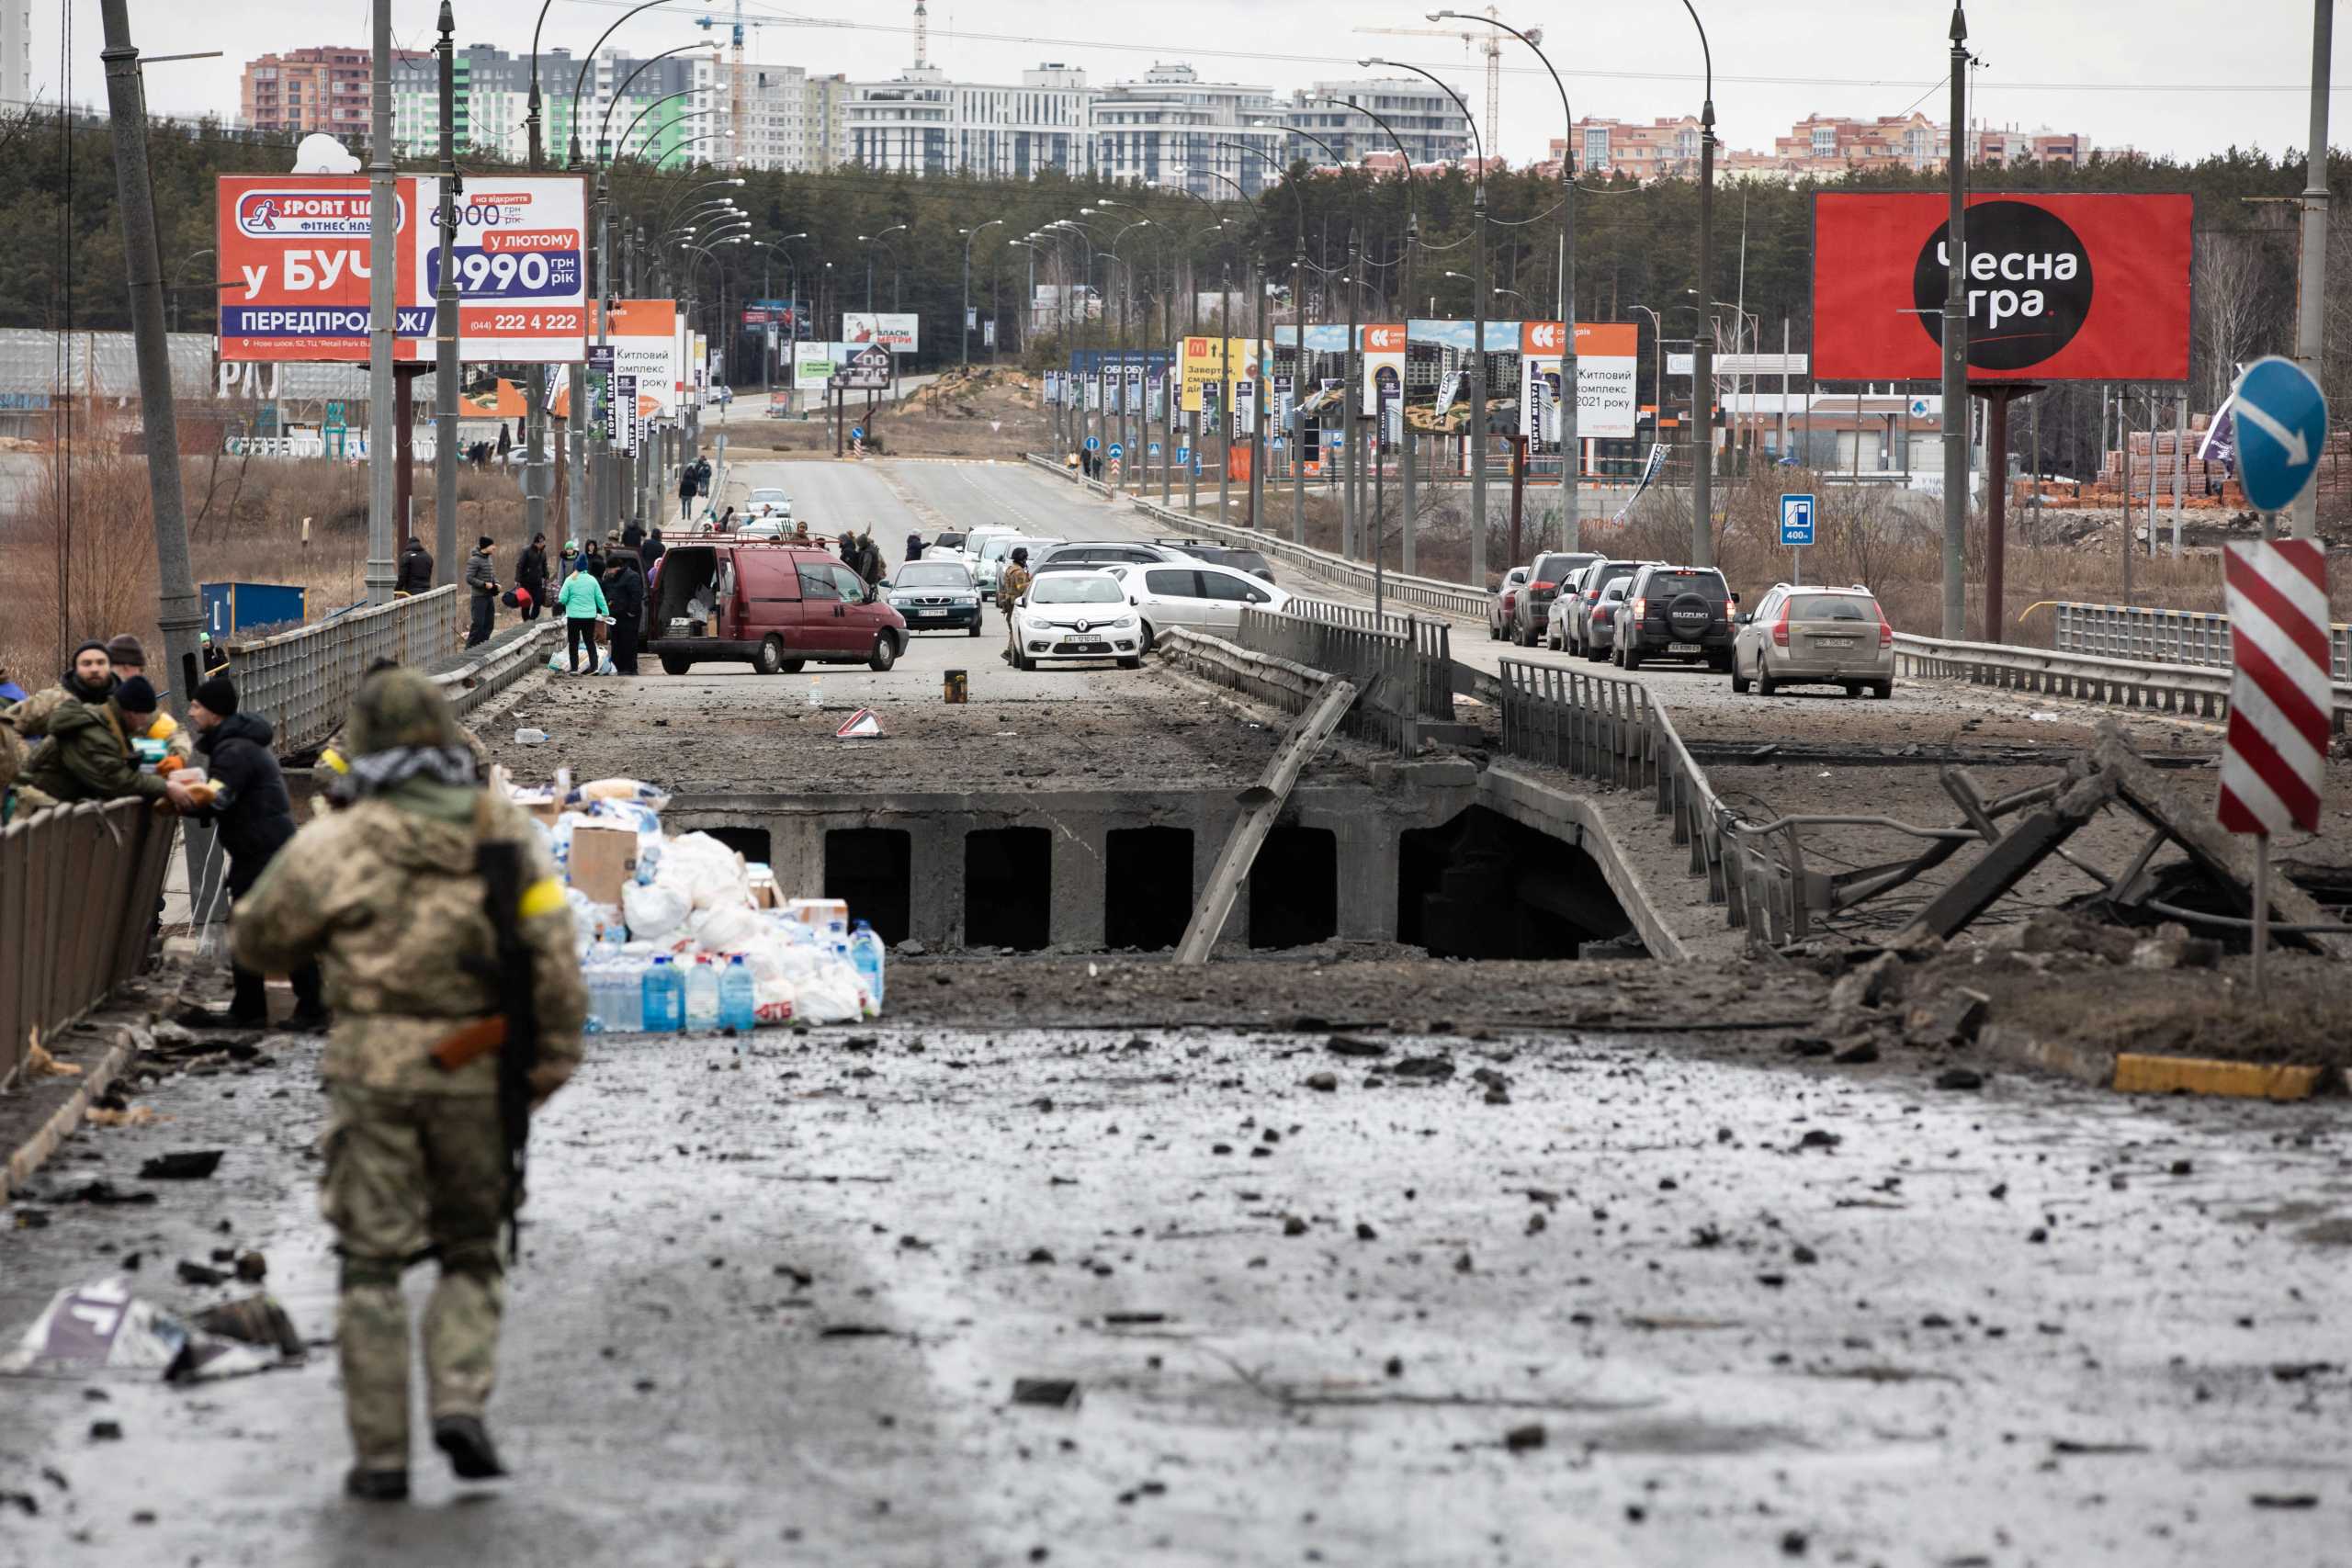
[1553,112,2096,185]
[1287,77,1470,167]
[1088,63,1286,198]
[242,48,397,141]
[849,62,1091,179]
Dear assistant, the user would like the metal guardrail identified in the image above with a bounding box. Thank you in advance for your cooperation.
[1489,659,1811,948]
[1894,632,2243,724]
[2054,601,2352,683]
[1231,603,1452,750]
[224,585,464,756]
[1023,452,1492,620]
[1,801,176,1087]
[1282,598,1455,723]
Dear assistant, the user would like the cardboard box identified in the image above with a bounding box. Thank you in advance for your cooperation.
[568,824,639,908]
[746,863,780,909]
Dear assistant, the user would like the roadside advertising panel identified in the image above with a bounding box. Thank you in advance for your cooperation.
[217,175,587,363]
[588,299,680,416]
[1516,321,1639,442]
[693,333,709,392]
[1179,336,1262,413]
[415,176,588,362]
[1812,192,2193,381]
[1360,323,1406,406]
[842,312,921,354]
[793,343,840,389]
[217,175,419,361]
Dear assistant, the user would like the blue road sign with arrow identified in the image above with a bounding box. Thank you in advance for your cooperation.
[850,426,865,441]
[1084,435,1100,452]
[2230,355,2329,513]
[1779,493,1815,547]
[1107,444,1123,460]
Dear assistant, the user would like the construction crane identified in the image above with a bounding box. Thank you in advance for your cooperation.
[694,2,764,166]
[1352,6,1539,158]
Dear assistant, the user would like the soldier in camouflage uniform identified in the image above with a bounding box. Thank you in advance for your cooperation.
[232,666,586,1502]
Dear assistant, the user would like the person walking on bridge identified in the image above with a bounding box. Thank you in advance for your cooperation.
[554,559,609,676]
[464,537,501,648]
[397,536,435,597]
[232,665,586,1502]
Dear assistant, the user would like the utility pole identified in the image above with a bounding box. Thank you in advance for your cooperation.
[2290,0,2332,541]
[523,28,549,558]
[1690,94,1716,570]
[1250,242,1267,530]
[433,3,460,591]
[98,0,212,899]
[1343,225,1361,558]
[1940,3,1971,637]
[1469,185,1488,586]
[365,0,397,604]
[1400,215,1418,571]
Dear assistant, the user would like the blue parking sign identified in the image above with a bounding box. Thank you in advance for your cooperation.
[1175,446,1191,465]
[1779,493,1815,547]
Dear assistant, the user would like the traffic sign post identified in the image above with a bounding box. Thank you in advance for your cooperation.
[2218,537,2331,1005]
[1780,492,1815,581]
[2229,355,2329,530]
[1106,443,1123,461]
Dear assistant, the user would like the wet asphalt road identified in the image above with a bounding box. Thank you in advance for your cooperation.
[4,1019,2347,1566]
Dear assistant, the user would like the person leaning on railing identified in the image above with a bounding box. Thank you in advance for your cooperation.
[20,675,200,814]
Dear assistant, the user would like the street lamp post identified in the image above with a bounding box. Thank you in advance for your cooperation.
[1941,3,1971,635]
[1442,10,1580,547]
[1367,55,1487,585]
[1675,0,1720,570]
[961,219,1003,371]
[1318,99,1422,570]
[1111,220,1155,491]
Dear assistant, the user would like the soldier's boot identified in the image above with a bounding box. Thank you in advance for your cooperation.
[338,1257,413,1495]
[424,1240,508,1479]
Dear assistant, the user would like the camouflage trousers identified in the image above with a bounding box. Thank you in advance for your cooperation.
[321,1084,508,1471]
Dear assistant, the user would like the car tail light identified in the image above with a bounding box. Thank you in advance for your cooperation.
[1632,597,1647,622]
[1531,580,1555,594]
[1876,604,1894,649]
[1771,600,1792,648]
[1582,586,1599,602]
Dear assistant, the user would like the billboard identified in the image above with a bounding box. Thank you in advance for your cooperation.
[1517,321,1639,442]
[793,343,841,390]
[1179,335,1263,413]
[588,299,680,416]
[842,312,920,354]
[1812,192,2193,381]
[217,175,588,363]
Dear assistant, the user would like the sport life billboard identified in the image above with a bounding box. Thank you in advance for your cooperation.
[1812,192,2192,382]
[842,312,920,354]
[588,299,680,417]
[217,175,588,363]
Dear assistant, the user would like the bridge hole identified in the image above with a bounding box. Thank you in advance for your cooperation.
[1104,827,1194,952]
[965,827,1052,951]
[1397,805,1635,960]
[1249,825,1339,949]
[823,828,911,945]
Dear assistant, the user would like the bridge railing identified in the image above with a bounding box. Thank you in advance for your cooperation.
[1226,603,1453,750]
[1,801,176,1089]
[224,585,464,756]
[2053,601,2352,682]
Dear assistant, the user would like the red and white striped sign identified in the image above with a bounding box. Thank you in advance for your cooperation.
[2218,539,2331,835]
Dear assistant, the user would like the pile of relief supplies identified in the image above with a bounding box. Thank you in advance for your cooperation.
[502,772,887,1032]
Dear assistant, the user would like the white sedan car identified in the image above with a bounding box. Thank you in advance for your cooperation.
[744,487,792,521]
[1114,559,1291,650]
[1009,571,1145,671]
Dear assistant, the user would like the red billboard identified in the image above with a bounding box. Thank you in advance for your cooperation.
[1812,192,2192,382]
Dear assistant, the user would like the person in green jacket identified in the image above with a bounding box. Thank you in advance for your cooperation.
[22,675,200,809]
[553,564,609,675]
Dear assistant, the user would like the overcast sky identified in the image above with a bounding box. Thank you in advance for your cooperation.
[37,0,2349,167]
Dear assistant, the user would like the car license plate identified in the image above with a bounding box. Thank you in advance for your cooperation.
[1669,642,1701,654]
[1817,637,1856,648]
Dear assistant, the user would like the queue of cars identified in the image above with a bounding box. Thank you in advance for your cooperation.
[1488,552,1898,697]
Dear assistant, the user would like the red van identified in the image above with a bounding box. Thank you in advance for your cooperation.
[648,542,908,676]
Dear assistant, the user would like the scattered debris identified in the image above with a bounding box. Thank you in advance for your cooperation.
[24,1035,82,1078]
[1011,1378,1082,1408]
[84,1107,160,1129]
[139,1151,224,1181]
[1503,1422,1546,1452]
[47,1182,156,1207]
[1935,1068,1986,1092]
[1325,1036,1387,1059]
[175,1261,227,1288]
[1,1279,284,1382]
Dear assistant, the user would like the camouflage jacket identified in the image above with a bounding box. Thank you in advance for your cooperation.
[20,699,170,805]
[12,681,192,760]
[232,781,586,1096]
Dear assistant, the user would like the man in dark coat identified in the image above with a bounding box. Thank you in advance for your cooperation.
[514,534,549,622]
[397,537,435,596]
[187,675,325,1030]
[677,466,696,521]
[463,536,500,647]
[600,553,646,676]
[639,526,666,572]
[904,532,924,563]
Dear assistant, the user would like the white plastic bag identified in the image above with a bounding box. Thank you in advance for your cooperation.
[664,832,752,912]
[690,904,764,954]
[570,778,673,812]
[622,879,692,943]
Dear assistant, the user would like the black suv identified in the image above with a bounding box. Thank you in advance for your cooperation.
[1511,550,1600,648]
[1614,564,1738,671]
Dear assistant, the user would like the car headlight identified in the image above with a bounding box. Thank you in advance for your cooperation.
[1109,615,1135,628]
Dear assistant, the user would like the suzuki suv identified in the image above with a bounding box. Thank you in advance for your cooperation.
[1613,564,1737,671]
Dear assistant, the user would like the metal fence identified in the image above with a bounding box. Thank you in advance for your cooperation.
[1230,602,1453,750]
[225,585,464,756]
[1,801,176,1087]
[1281,598,1456,723]
[2054,601,2352,682]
